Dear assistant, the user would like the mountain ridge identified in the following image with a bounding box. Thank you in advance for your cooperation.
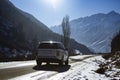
[50,11,120,53]
[0,0,92,61]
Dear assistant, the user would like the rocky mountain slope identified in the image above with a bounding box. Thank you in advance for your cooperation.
[51,11,120,53]
[0,0,92,61]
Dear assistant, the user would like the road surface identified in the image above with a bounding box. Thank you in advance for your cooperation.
[0,55,96,80]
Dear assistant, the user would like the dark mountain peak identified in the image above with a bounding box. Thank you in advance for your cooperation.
[107,11,119,16]
[0,0,93,59]
[1,0,9,3]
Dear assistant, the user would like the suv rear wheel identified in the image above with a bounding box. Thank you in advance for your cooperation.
[36,59,42,66]
[59,61,63,66]
[46,62,50,65]
[65,59,68,65]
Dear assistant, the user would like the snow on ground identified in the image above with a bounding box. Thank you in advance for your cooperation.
[69,55,94,61]
[9,71,57,80]
[48,56,111,80]
[1,55,119,80]
[0,60,36,69]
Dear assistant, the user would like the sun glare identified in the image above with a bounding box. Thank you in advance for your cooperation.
[43,0,62,10]
[50,0,58,9]
[42,0,63,10]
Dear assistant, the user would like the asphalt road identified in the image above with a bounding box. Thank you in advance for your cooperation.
[0,65,36,80]
[0,55,95,80]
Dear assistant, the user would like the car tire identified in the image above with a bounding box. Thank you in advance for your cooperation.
[65,59,68,65]
[46,62,50,65]
[59,61,63,66]
[36,60,42,66]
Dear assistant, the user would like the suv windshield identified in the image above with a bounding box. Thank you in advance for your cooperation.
[38,43,65,49]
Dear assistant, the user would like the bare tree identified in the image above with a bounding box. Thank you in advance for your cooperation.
[61,15,71,48]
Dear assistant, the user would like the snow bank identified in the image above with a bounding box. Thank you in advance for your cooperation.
[0,60,36,69]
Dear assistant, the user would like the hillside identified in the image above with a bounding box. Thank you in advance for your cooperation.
[0,0,92,61]
[51,11,120,53]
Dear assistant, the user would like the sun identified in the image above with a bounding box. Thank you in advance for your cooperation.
[50,0,58,9]
[43,0,61,9]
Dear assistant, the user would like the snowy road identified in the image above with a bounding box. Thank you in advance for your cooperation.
[0,55,109,80]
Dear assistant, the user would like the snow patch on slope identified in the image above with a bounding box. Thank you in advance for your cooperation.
[49,56,110,80]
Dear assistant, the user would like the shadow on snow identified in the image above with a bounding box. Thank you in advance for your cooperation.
[33,64,71,73]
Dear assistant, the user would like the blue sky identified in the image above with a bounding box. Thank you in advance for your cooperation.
[10,0,120,27]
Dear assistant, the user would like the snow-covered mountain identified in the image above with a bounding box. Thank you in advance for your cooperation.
[50,11,120,53]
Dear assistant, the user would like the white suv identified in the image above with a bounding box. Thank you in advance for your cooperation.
[36,41,69,66]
